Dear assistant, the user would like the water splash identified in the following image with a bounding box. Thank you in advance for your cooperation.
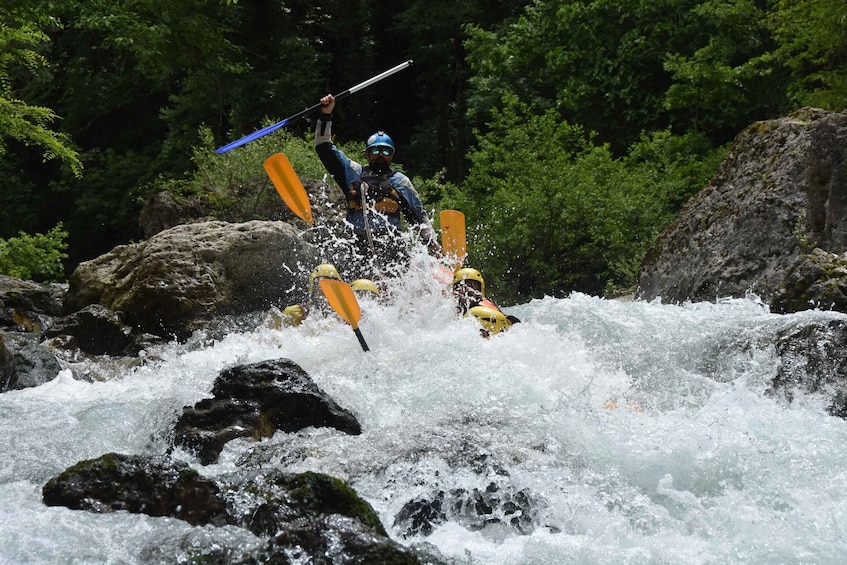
[2,277,847,563]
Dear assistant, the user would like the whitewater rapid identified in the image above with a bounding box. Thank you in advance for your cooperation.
[2,276,847,563]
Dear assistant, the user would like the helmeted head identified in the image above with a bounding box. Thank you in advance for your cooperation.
[453,267,485,296]
[365,131,394,173]
[350,278,380,298]
[308,263,341,295]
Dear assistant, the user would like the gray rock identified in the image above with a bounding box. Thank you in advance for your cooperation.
[637,108,847,307]
[771,248,847,313]
[771,319,847,416]
[0,274,65,317]
[64,220,319,338]
[0,332,62,391]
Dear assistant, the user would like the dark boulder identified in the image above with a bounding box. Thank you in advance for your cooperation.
[172,358,361,465]
[42,452,231,526]
[0,332,62,391]
[42,304,136,357]
[771,319,847,417]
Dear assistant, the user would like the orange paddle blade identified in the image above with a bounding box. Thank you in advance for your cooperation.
[319,279,361,330]
[440,209,466,270]
[319,279,369,351]
[263,153,314,225]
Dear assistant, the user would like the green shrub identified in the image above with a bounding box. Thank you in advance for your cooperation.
[0,223,69,282]
[448,99,725,303]
[139,125,363,220]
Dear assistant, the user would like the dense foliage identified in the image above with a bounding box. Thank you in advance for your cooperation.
[1,0,845,301]
[0,223,68,282]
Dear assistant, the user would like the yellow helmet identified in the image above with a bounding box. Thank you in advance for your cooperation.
[452,267,485,296]
[350,278,380,297]
[468,305,511,335]
[308,263,341,294]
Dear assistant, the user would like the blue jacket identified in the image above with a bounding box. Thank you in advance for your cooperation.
[315,115,438,246]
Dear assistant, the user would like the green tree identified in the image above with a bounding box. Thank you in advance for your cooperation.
[465,0,788,153]
[392,0,530,181]
[447,98,725,302]
[663,0,790,140]
[769,0,847,109]
[0,5,82,176]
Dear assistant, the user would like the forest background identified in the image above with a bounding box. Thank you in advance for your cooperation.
[1,0,845,304]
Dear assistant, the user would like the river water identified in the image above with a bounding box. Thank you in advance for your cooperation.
[2,270,847,564]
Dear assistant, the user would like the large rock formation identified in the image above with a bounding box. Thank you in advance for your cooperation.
[64,220,319,338]
[637,108,847,307]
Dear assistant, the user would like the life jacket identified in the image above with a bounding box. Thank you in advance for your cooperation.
[348,169,401,215]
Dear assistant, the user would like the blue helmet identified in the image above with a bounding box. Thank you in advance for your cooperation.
[366,131,394,152]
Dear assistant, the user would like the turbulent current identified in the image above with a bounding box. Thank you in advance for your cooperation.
[2,266,847,564]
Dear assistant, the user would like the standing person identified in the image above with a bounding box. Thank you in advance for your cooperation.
[314,94,440,280]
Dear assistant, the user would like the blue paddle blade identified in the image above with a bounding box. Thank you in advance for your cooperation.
[215,119,289,154]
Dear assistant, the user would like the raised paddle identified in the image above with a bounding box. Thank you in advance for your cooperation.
[216,60,414,154]
[319,279,370,352]
[440,209,467,271]
[263,153,314,225]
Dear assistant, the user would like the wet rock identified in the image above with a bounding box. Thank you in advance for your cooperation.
[42,304,135,356]
[42,453,447,564]
[258,514,426,565]
[172,358,361,465]
[394,482,540,540]
[771,319,847,416]
[0,332,62,391]
[42,452,231,526]
[224,469,386,537]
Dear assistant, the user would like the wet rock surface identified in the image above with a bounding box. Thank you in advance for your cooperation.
[42,453,447,564]
[172,358,362,465]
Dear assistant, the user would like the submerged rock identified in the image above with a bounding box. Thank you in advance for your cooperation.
[771,319,847,416]
[394,482,541,540]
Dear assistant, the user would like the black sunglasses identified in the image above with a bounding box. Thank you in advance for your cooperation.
[369,146,392,156]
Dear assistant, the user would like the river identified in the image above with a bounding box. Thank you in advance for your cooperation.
[2,272,847,563]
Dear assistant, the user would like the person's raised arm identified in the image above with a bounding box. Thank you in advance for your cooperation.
[314,94,348,193]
